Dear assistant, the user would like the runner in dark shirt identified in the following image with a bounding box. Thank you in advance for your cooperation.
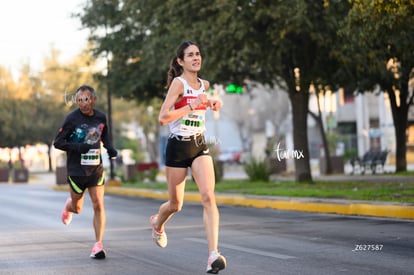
[54,85,117,259]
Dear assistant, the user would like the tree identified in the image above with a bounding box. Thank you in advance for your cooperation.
[0,48,98,171]
[77,0,351,181]
[39,48,99,171]
[75,0,168,102]
[0,66,33,150]
[0,67,16,151]
[337,0,414,172]
[0,97,18,148]
[0,67,16,98]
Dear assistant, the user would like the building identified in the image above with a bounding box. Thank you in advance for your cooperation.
[308,87,396,171]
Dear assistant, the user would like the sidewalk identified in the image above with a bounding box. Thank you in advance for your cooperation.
[29,171,414,221]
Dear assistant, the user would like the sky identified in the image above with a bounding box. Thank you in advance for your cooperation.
[0,0,89,78]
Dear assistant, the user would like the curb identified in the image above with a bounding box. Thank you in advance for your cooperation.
[53,185,414,220]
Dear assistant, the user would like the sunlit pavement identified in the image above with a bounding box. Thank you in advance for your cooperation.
[24,169,414,221]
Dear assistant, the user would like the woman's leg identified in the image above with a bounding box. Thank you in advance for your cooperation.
[191,155,219,253]
[153,166,187,232]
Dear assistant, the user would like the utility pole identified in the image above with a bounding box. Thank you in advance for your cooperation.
[106,54,115,180]
[104,24,120,186]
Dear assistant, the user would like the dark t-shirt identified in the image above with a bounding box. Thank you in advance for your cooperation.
[53,109,114,177]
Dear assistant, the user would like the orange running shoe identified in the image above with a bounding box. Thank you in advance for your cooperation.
[61,198,73,225]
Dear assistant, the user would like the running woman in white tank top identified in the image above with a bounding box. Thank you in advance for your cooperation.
[168,76,207,136]
[150,41,227,274]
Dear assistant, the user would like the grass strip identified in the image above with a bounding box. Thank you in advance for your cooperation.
[122,179,414,203]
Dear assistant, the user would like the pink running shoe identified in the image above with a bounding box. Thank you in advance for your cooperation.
[206,251,226,274]
[150,214,167,248]
[90,241,106,259]
[61,198,73,225]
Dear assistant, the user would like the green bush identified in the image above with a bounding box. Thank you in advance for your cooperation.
[243,157,271,182]
[213,159,224,183]
[136,168,158,182]
[207,144,223,183]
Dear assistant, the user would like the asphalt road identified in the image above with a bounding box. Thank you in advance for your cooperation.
[1,182,413,275]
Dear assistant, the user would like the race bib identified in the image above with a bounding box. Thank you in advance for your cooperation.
[180,112,204,133]
[80,149,101,165]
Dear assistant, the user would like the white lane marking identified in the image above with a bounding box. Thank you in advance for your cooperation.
[185,237,296,259]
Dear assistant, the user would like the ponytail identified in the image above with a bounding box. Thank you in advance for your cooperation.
[165,40,199,90]
[165,58,183,89]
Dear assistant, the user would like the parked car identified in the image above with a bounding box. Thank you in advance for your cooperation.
[218,147,243,164]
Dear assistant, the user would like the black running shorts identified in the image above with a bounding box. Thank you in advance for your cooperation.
[165,133,210,168]
[67,173,105,194]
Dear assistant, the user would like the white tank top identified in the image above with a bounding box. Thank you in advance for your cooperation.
[168,77,207,136]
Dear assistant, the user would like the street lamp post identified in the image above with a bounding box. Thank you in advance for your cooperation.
[107,64,115,180]
[104,59,121,187]
[103,22,121,186]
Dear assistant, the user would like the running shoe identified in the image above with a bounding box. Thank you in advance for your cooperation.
[90,241,106,259]
[61,198,73,225]
[150,214,167,248]
[206,251,226,274]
